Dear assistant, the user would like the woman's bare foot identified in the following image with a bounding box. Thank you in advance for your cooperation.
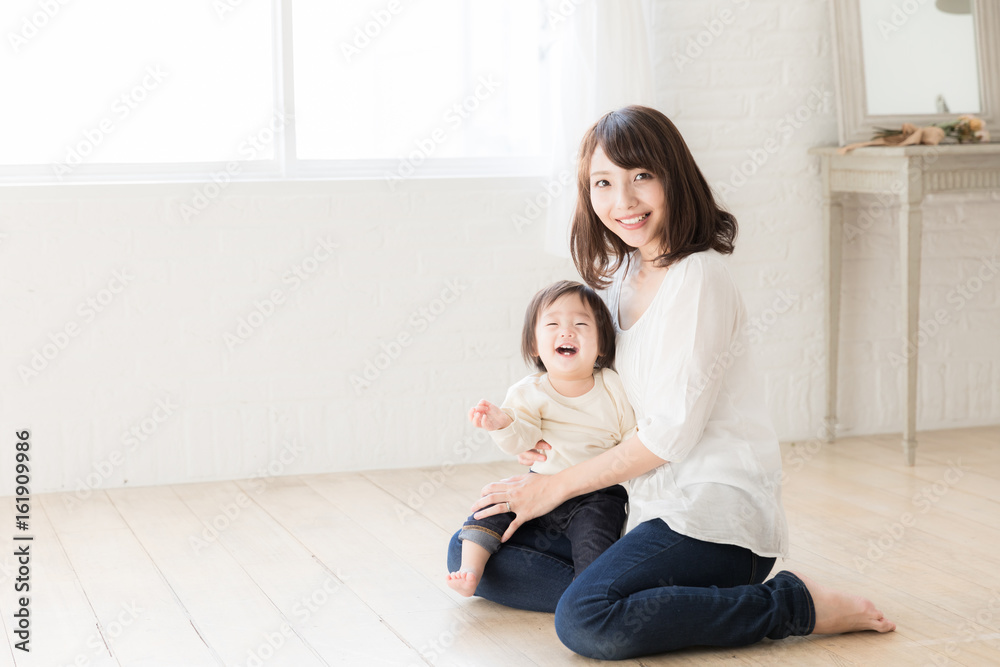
[446,570,480,597]
[791,571,896,635]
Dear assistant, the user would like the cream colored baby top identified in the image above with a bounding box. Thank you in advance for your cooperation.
[490,368,637,476]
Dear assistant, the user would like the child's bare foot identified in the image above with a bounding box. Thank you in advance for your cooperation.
[446,570,480,597]
[791,571,896,635]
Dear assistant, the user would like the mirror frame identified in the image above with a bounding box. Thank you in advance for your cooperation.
[830,0,1000,145]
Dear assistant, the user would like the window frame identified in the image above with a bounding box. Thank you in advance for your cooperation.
[0,0,550,186]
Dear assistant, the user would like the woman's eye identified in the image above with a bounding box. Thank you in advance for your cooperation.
[635,172,653,181]
[593,179,609,188]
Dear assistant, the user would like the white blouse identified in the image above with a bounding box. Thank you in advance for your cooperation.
[606,249,789,558]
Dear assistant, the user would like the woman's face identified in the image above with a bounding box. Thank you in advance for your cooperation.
[589,145,668,262]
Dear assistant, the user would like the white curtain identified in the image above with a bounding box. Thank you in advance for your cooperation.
[542,0,656,257]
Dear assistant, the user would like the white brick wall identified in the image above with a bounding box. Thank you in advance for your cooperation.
[2,0,997,494]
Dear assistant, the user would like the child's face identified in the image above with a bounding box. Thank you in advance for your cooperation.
[589,144,668,261]
[533,293,602,380]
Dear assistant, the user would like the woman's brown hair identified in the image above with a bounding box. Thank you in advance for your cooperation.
[570,105,737,289]
[521,281,616,373]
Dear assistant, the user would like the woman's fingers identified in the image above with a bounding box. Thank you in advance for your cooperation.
[501,518,523,543]
[471,502,504,521]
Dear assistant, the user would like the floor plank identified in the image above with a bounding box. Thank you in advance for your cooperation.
[0,425,995,665]
[173,479,423,666]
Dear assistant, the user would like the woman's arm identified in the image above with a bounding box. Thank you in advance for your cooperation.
[472,432,667,543]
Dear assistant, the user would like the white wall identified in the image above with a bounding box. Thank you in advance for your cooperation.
[2,0,998,495]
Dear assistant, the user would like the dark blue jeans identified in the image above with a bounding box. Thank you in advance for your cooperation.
[447,518,815,659]
[459,484,627,578]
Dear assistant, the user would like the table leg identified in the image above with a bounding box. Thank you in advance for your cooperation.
[824,194,843,442]
[900,201,922,466]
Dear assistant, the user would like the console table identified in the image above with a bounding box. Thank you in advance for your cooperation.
[809,144,1000,466]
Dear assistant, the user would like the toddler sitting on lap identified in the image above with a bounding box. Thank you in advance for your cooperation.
[447,280,636,597]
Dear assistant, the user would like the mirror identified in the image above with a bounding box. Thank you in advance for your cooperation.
[830,0,1000,144]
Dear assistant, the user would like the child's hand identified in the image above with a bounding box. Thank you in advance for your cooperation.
[468,400,513,431]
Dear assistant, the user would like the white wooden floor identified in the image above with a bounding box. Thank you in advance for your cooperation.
[2,425,999,666]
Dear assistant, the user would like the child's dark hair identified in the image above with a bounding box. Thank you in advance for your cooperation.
[520,280,616,373]
[571,105,738,289]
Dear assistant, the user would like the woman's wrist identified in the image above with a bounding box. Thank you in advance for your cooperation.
[549,466,584,503]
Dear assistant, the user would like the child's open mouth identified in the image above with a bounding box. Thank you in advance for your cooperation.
[556,344,578,357]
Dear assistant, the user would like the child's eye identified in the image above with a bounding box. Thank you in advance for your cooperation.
[576,322,589,327]
[545,322,558,327]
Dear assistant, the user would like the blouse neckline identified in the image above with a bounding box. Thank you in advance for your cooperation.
[615,252,671,333]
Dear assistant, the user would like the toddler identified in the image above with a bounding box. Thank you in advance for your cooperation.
[446,280,636,597]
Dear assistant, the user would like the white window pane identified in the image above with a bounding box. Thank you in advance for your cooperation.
[0,0,275,167]
[293,0,543,161]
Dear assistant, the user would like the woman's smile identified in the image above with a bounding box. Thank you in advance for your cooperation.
[615,211,651,229]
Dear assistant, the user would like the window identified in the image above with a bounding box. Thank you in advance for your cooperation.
[0,0,547,183]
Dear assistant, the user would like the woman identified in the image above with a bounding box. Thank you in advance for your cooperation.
[447,105,895,659]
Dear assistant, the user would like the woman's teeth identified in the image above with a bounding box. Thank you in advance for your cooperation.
[618,212,650,226]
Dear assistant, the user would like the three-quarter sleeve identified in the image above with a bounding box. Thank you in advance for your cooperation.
[634,256,742,463]
[488,384,544,456]
[602,368,638,442]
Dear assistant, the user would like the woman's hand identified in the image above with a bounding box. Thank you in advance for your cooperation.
[516,439,551,466]
[470,472,566,543]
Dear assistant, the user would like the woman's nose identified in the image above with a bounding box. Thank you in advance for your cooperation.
[616,184,637,208]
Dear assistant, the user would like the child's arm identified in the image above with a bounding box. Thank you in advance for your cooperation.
[467,387,544,457]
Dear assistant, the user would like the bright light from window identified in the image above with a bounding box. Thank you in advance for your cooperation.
[0,0,274,168]
[292,0,543,161]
